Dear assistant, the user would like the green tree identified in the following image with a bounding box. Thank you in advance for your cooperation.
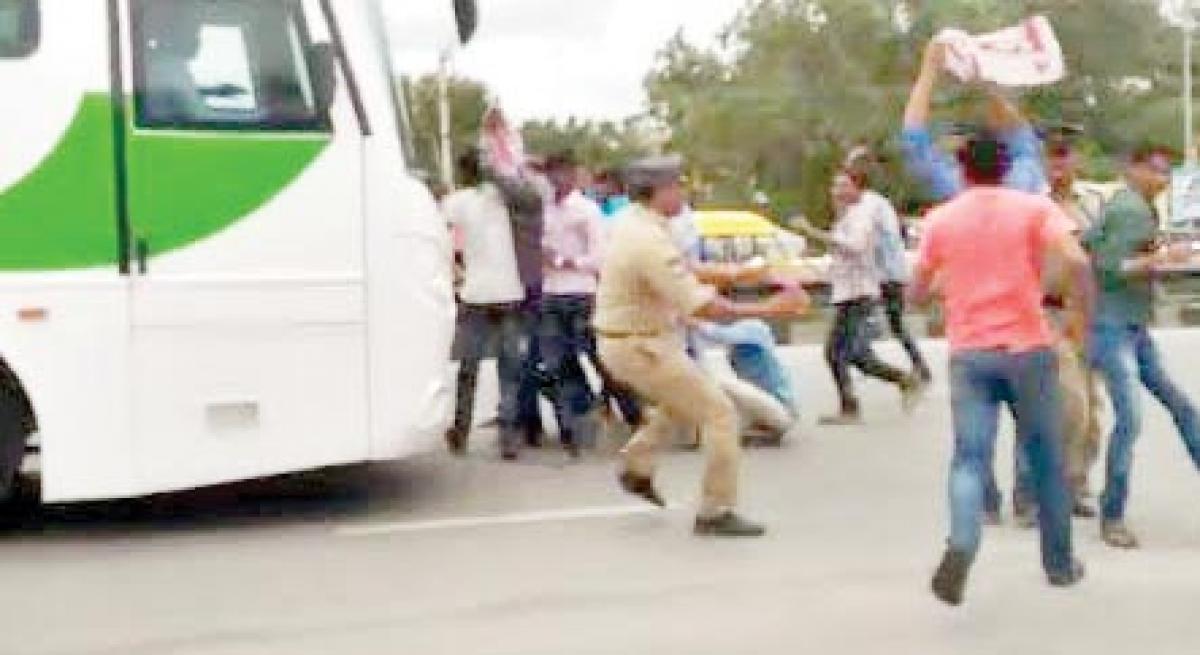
[521,117,653,171]
[404,74,488,182]
[646,0,1185,222]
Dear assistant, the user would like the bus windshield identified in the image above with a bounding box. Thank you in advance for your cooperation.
[364,0,420,169]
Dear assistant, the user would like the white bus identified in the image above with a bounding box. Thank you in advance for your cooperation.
[0,0,471,503]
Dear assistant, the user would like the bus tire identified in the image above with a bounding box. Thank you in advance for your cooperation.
[0,359,35,503]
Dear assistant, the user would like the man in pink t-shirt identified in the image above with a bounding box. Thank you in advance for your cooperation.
[911,135,1092,606]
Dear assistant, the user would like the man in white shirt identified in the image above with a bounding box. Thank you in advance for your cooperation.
[846,150,933,384]
[791,170,924,424]
[442,150,528,459]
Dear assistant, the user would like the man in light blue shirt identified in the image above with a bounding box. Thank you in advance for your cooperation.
[670,208,800,434]
[901,41,1048,202]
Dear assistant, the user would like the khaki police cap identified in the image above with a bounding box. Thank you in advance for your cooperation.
[625,154,684,191]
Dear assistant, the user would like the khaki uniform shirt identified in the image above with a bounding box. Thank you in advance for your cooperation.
[1052,182,1106,236]
[594,204,717,335]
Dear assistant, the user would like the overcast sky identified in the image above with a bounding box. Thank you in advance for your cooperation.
[385,0,746,121]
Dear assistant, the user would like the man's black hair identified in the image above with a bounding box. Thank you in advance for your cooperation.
[599,167,625,191]
[456,148,483,187]
[956,133,1011,186]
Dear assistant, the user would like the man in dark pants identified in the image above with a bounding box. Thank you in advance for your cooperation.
[449,305,526,454]
[540,154,623,456]
[845,150,932,383]
[913,134,1091,606]
[545,156,643,442]
[582,317,643,431]
[792,171,925,424]
[442,151,532,459]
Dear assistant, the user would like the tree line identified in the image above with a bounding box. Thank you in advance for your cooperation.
[406,0,1185,223]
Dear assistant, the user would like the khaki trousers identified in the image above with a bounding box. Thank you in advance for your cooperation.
[1056,340,1103,495]
[600,335,740,517]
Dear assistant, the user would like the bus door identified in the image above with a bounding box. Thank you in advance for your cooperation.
[119,0,369,493]
[0,0,137,501]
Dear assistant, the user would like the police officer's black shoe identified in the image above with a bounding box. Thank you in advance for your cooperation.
[618,471,666,507]
[693,511,766,537]
[931,548,973,606]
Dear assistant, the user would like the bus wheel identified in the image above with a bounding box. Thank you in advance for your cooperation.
[0,361,34,503]
[0,397,27,503]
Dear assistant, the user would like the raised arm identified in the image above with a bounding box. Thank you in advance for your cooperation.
[987,90,1048,194]
[984,89,1024,133]
[901,42,961,201]
[488,171,545,222]
[903,41,945,130]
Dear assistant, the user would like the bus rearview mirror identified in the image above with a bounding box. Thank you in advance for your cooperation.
[454,0,478,45]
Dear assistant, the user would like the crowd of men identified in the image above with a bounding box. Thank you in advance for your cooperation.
[904,40,1200,605]
[438,37,1200,606]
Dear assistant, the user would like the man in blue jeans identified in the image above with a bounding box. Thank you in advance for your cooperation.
[913,134,1090,606]
[1085,145,1200,549]
[901,40,1051,526]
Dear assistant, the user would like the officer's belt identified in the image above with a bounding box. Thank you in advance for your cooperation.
[596,329,663,339]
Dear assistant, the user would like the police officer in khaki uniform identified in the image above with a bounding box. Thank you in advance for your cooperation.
[595,155,810,537]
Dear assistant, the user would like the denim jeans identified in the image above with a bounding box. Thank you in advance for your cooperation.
[538,295,599,446]
[989,340,1102,516]
[575,300,643,428]
[982,407,1035,516]
[452,303,528,445]
[1089,322,1200,521]
[948,348,1074,577]
[826,298,910,415]
[696,319,798,414]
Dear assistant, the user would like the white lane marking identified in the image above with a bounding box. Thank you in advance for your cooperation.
[335,504,677,538]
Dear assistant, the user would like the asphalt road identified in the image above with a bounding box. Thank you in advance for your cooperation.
[3,333,1200,655]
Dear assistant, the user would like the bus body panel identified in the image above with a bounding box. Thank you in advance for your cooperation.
[0,0,457,502]
[347,0,456,460]
[119,0,373,497]
[0,0,137,501]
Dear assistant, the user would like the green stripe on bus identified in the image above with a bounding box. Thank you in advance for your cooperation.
[0,95,329,271]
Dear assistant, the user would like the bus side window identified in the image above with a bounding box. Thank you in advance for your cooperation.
[132,0,328,132]
[0,0,38,58]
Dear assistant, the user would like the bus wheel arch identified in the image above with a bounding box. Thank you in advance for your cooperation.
[0,357,37,501]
